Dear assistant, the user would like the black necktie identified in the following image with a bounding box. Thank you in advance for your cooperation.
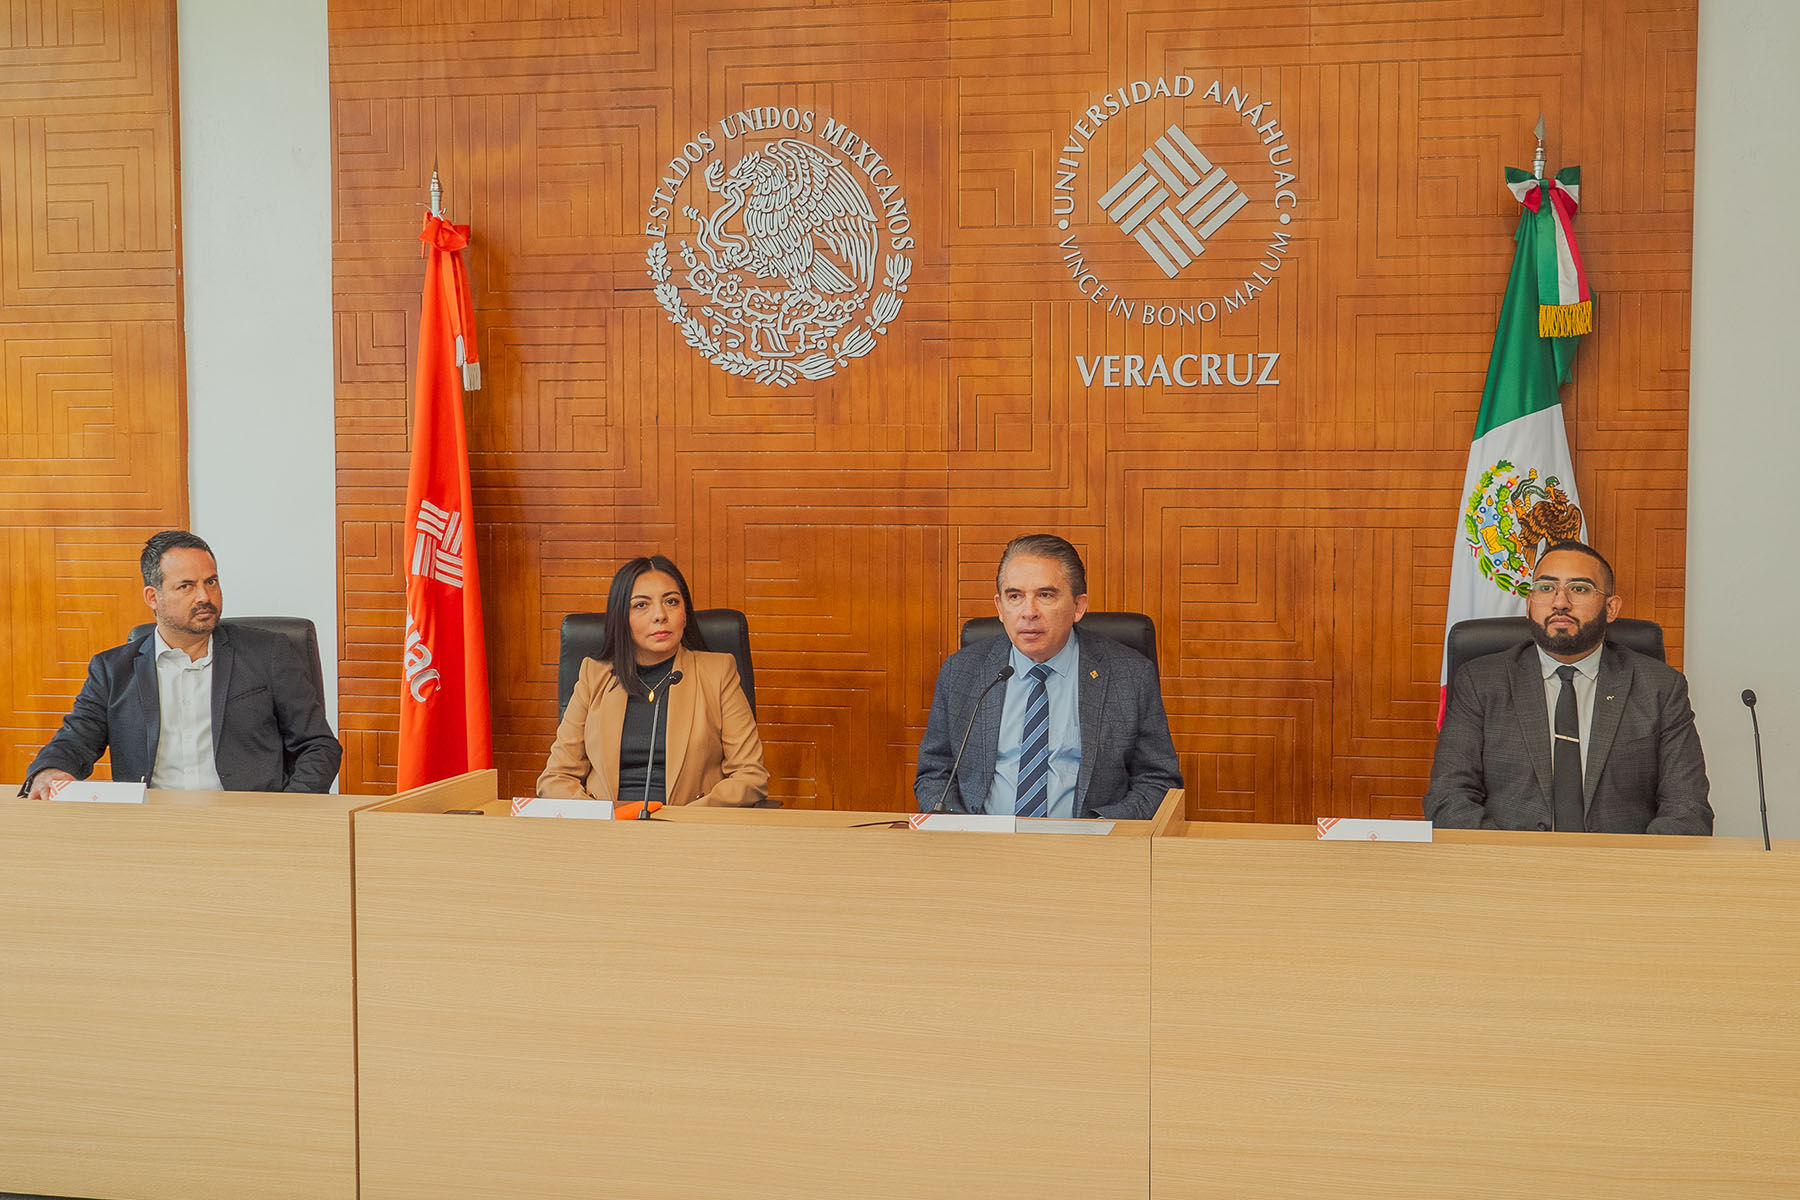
[1552,664,1585,833]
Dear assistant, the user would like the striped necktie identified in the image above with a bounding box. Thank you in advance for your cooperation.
[1015,663,1053,818]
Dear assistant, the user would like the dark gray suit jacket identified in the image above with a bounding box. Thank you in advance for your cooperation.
[914,627,1182,820]
[22,623,343,794]
[1424,639,1712,835]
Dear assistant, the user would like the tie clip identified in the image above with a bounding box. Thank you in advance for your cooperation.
[1554,733,1580,744]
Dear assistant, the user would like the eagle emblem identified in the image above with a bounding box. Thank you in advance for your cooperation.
[1463,460,1584,598]
[648,134,911,387]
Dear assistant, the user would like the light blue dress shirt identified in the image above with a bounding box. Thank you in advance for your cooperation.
[986,632,1083,817]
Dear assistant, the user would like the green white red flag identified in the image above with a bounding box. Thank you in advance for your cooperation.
[398,212,491,787]
[1439,166,1592,723]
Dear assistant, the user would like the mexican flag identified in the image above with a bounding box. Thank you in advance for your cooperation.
[1439,165,1592,722]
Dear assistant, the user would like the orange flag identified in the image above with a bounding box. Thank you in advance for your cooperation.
[398,212,491,788]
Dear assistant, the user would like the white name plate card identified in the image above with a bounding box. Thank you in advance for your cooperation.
[510,797,615,820]
[46,779,148,804]
[1316,817,1433,843]
[1018,819,1115,836]
[907,813,1017,834]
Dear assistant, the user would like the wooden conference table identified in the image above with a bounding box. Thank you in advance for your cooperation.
[352,773,1182,1200]
[1153,817,1800,1200]
[3,776,1794,1199]
[0,786,369,1200]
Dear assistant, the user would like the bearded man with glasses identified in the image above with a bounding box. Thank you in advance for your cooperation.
[1424,540,1712,835]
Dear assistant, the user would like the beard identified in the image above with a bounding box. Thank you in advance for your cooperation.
[159,602,219,638]
[1531,609,1607,657]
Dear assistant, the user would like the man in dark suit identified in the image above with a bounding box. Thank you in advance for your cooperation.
[1425,541,1711,834]
[914,534,1182,820]
[22,530,342,798]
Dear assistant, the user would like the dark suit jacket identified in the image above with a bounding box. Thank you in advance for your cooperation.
[914,627,1182,820]
[22,623,343,794]
[1424,639,1712,835]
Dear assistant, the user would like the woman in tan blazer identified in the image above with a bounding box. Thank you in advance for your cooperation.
[536,556,768,808]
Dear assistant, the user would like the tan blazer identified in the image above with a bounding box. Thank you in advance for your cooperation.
[536,644,768,806]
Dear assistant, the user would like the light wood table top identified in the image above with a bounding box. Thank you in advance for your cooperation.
[1151,820,1800,1198]
[0,787,371,1200]
[351,774,1172,1199]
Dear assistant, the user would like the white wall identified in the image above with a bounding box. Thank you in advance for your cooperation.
[177,0,338,726]
[1687,0,1800,839]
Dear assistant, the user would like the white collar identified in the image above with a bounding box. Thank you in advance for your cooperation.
[153,628,214,668]
[1536,640,1602,682]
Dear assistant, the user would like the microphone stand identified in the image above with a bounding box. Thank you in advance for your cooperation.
[639,669,683,820]
[929,666,1016,814]
[1743,689,1771,851]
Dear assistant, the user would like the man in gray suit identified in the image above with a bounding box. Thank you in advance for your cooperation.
[914,534,1182,820]
[1425,541,1711,834]
[22,530,342,798]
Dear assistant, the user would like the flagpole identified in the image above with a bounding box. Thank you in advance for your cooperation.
[429,165,444,219]
[1532,115,1546,183]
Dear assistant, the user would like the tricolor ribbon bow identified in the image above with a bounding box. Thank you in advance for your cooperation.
[1505,165,1592,338]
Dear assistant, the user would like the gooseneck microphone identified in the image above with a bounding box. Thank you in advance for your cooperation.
[930,665,1016,814]
[1743,689,1770,851]
[639,669,684,820]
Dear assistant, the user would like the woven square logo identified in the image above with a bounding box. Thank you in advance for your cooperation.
[1098,124,1250,278]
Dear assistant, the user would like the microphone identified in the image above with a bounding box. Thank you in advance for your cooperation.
[1743,689,1770,851]
[639,669,684,820]
[929,665,1016,814]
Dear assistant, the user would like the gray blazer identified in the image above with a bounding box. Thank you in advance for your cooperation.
[22,623,342,794]
[1424,639,1712,835]
[914,627,1182,820]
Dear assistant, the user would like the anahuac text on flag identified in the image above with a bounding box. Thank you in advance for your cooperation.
[398,181,492,788]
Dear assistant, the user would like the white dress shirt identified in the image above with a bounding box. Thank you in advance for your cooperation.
[1536,642,1602,778]
[151,630,223,790]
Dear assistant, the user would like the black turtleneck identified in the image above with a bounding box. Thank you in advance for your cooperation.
[617,655,675,804]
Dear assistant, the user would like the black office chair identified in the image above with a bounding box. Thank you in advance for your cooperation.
[959,611,1158,676]
[130,616,327,709]
[558,608,756,716]
[1445,616,1665,686]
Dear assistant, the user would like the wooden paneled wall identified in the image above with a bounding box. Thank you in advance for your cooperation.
[331,1,1696,816]
[0,1,187,782]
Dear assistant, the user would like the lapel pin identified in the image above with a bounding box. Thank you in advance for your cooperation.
[1605,695,1614,701]
[1090,669,1099,679]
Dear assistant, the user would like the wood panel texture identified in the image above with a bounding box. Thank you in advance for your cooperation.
[0,790,366,1200]
[353,793,1152,1199]
[0,0,187,782]
[330,1,1697,816]
[1152,829,1800,1197]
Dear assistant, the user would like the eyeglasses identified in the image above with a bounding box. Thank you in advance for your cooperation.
[1528,580,1607,600]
